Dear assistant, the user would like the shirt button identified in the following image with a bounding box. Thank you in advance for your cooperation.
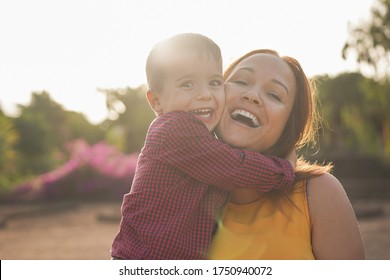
[239,152,245,159]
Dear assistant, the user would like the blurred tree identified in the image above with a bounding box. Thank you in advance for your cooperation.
[13,109,59,174]
[360,79,390,154]
[342,0,390,79]
[0,113,19,192]
[341,0,390,155]
[316,73,366,152]
[101,86,156,153]
[316,73,390,155]
[65,110,105,144]
[13,91,106,175]
[16,91,67,148]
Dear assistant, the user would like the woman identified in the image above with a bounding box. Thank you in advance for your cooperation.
[208,49,365,259]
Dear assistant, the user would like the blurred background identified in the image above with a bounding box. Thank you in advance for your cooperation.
[0,0,389,259]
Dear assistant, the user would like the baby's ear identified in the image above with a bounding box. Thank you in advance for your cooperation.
[146,90,163,115]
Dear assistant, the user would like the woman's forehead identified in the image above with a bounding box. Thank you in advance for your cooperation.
[232,54,294,80]
[236,53,290,71]
[231,53,297,94]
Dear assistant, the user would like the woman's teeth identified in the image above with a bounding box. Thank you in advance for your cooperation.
[231,109,260,127]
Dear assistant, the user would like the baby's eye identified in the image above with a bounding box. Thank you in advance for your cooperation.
[209,79,223,87]
[180,81,194,88]
[232,80,247,86]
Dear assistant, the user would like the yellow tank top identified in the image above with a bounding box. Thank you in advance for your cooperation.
[208,180,315,260]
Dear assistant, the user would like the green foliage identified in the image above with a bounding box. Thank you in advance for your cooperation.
[315,73,366,152]
[340,0,390,156]
[12,91,106,176]
[13,92,68,175]
[0,114,18,169]
[360,79,390,154]
[0,113,19,192]
[342,0,390,79]
[65,110,105,144]
[316,73,390,155]
[16,91,66,148]
[14,111,52,155]
[101,86,156,153]
[13,110,60,175]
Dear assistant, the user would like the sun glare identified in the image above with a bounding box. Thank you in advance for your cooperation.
[0,0,374,124]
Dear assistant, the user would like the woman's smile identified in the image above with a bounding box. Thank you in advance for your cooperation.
[230,108,261,128]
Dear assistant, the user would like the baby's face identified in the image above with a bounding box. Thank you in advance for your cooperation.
[156,50,224,132]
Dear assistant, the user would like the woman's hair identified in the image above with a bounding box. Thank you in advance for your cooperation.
[224,49,332,182]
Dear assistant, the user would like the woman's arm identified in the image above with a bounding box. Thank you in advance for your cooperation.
[308,173,366,259]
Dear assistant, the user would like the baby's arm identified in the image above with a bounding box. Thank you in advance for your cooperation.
[152,111,294,192]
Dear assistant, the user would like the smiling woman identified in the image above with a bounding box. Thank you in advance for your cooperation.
[208,49,366,260]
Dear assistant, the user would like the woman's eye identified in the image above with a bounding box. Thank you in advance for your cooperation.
[209,79,222,87]
[180,81,194,88]
[268,92,281,102]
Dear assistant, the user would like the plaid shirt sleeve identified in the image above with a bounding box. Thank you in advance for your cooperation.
[152,111,295,192]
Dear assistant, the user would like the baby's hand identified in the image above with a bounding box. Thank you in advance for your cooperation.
[286,149,297,169]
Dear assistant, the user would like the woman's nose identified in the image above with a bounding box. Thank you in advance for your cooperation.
[242,90,262,106]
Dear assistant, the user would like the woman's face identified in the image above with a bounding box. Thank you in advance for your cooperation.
[216,53,296,152]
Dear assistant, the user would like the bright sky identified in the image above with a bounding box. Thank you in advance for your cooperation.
[0,0,375,124]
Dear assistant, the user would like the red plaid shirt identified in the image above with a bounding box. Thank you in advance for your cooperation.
[111,111,295,259]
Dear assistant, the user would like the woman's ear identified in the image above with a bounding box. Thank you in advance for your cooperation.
[146,90,163,115]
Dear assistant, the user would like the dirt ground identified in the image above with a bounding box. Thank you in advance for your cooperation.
[0,199,389,260]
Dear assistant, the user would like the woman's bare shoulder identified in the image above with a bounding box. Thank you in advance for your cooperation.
[307,173,350,223]
[308,172,347,201]
[307,172,365,259]
[308,172,342,189]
